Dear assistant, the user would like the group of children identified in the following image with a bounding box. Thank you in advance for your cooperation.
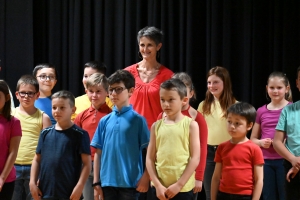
[0,62,300,200]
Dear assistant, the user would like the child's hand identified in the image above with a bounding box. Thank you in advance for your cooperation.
[70,183,84,200]
[94,185,104,200]
[29,183,42,200]
[193,180,203,193]
[286,166,299,182]
[260,138,272,148]
[291,156,300,169]
[165,183,181,199]
[136,173,150,193]
[155,185,168,200]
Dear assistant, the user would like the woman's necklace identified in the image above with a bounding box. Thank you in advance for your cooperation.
[139,63,160,77]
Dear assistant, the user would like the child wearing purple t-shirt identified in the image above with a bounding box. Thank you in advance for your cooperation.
[250,72,292,200]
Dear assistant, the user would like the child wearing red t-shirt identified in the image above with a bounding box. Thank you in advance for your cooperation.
[211,102,264,200]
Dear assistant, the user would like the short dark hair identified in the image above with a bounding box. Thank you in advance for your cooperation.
[84,61,107,75]
[137,26,163,45]
[227,102,256,125]
[16,75,39,92]
[33,63,58,78]
[51,90,75,107]
[160,78,187,99]
[297,66,300,77]
[0,80,11,120]
[86,73,109,91]
[107,70,135,89]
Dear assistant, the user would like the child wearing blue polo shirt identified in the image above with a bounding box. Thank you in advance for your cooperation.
[91,70,150,200]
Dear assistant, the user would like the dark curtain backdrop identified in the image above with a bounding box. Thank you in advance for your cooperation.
[1,0,300,109]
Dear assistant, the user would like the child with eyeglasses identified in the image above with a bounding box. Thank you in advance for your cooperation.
[33,63,58,124]
[91,70,150,200]
[11,75,51,200]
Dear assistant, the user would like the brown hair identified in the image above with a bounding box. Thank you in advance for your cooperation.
[202,66,236,117]
[0,80,12,120]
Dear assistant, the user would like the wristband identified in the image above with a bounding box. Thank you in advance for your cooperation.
[92,181,101,187]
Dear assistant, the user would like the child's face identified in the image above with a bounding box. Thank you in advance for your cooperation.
[227,113,253,140]
[296,71,300,92]
[207,74,224,99]
[266,77,289,102]
[82,67,99,89]
[108,82,132,109]
[52,98,75,124]
[16,84,39,108]
[159,88,187,116]
[86,84,108,109]
[36,68,57,94]
[0,91,9,113]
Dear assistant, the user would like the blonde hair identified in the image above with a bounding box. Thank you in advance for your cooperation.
[86,73,109,91]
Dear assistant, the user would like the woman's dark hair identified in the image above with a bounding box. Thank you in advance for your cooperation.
[137,26,163,45]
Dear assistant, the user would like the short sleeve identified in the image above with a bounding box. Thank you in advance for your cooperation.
[139,116,150,150]
[197,101,204,114]
[275,107,287,132]
[255,106,264,124]
[80,130,91,155]
[214,144,223,163]
[90,118,105,149]
[252,145,264,165]
[11,117,22,138]
[36,130,45,154]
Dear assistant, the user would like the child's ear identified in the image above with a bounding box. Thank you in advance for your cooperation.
[36,92,40,99]
[72,106,76,114]
[85,88,88,95]
[182,96,189,106]
[5,94,11,102]
[128,87,134,97]
[247,122,254,131]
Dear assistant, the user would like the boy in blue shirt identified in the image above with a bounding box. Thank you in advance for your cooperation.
[29,90,91,200]
[91,70,150,200]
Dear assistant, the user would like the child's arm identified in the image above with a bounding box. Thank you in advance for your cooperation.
[70,153,91,200]
[273,130,300,168]
[146,123,168,200]
[0,136,21,191]
[250,123,272,148]
[93,149,104,200]
[252,164,263,200]
[165,120,200,199]
[136,159,150,193]
[211,162,222,200]
[29,154,42,200]
[286,166,299,182]
[42,113,51,129]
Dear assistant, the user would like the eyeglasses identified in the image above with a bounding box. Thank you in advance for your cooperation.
[18,92,36,98]
[108,86,126,94]
[36,75,56,81]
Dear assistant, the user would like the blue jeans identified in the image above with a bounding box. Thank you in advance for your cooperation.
[12,164,31,200]
[102,187,140,200]
[284,160,300,200]
[217,191,251,200]
[203,145,218,200]
[262,159,285,200]
[151,187,193,200]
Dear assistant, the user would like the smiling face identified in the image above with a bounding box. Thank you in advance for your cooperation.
[139,36,162,61]
[266,77,289,102]
[207,74,224,99]
[86,84,108,109]
[36,68,57,97]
